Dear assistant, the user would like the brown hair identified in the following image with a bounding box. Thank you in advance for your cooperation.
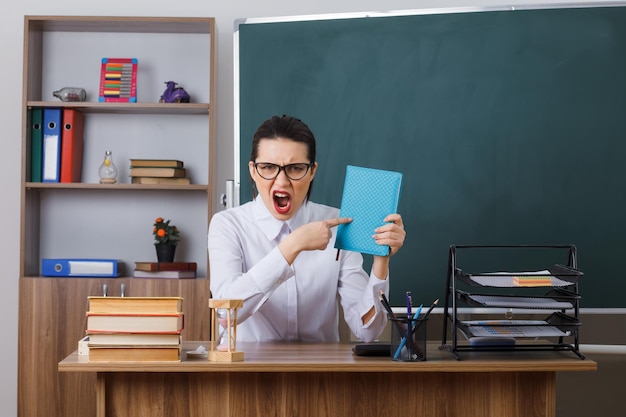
[250,115,317,199]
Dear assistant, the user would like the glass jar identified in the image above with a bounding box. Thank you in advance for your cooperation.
[53,87,87,102]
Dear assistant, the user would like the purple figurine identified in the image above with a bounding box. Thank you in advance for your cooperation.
[159,81,190,103]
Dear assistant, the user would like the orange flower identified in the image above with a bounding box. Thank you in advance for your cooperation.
[153,217,180,245]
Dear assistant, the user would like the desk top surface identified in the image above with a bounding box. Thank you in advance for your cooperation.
[58,341,597,373]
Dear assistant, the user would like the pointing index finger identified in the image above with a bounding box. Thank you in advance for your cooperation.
[325,217,352,228]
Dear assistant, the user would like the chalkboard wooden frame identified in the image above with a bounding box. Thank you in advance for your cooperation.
[235,3,626,308]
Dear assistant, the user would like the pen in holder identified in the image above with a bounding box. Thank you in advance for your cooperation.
[390,316,427,361]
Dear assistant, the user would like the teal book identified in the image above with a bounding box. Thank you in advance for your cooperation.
[334,165,403,256]
[29,108,43,182]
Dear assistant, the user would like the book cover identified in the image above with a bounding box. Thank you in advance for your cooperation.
[42,108,62,182]
[98,57,138,102]
[129,159,184,168]
[129,167,186,178]
[29,108,43,182]
[132,269,196,279]
[134,262,197,272]
[60,109,85,183]
[131,177,191,185]
[87,332,182,346]
[86,313,184,333]
[334,165,403,256]
[88,346,181,362]
[88,296,183,314]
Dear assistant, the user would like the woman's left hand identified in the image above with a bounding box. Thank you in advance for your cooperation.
[373,213,406,257]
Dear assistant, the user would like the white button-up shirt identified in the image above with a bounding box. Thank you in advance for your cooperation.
[208,197,389,342]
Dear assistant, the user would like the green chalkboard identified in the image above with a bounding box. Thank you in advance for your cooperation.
[237,5,626,308]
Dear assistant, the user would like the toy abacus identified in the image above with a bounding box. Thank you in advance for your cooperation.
[99,58,137,102]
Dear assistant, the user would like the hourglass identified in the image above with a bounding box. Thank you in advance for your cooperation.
[208,299,244,362]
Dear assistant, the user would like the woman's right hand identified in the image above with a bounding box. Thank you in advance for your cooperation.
[279,218,352,264]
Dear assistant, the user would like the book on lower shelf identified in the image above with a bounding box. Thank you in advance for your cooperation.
[131,176,191,185]
[129,167,186,178]
[134,262,197,272]
[86,313,184,333]
[88,296,183,314]
[133,269,196,279]
[88,345,181,362]
[87,332,182,346]
[129,159,184,168]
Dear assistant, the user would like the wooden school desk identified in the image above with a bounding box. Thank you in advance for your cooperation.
[58,341,596,417]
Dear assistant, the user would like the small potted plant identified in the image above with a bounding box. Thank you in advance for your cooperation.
[153,217,180,262]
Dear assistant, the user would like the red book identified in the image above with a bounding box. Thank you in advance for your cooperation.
[134,261,197,272]
[60,109,84,183]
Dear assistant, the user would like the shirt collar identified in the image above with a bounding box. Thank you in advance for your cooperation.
[252,197,311,241]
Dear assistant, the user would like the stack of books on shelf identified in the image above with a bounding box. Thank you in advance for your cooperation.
[86,296,184,362]
[129,159,190,184]
[133,261,197,279]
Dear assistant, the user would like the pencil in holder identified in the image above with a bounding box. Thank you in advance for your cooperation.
[389,317,427,361]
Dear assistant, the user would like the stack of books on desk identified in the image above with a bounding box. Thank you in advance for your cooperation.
[86,296,184,362]
[132,261,197,279]
[129,159,190,184]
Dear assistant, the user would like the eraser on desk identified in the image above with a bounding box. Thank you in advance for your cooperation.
[78,335,89,356]
[352,343,391,356]
[469,337,516,347]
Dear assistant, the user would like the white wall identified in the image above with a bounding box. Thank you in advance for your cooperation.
[0,0,601,414]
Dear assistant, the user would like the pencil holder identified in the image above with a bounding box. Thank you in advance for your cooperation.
[389,317,427,361]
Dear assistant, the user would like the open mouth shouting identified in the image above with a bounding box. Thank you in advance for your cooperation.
[273,190,292,215]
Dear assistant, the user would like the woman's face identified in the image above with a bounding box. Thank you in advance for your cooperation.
[249,137,317,220]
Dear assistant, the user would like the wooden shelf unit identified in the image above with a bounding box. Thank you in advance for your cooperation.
[18,16,216,417]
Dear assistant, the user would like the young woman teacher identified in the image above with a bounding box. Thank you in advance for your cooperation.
[208,115,406,342]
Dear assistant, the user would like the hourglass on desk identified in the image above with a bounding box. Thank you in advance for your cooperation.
[208,299,244,362]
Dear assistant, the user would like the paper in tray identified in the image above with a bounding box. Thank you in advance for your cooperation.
[461,320,571,338]
[467,294,574,309]
[467,270,573,288]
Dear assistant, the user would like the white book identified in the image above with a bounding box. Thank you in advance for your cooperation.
[86,313,184,333]
[132,270,196,279]
[87,332,182,346]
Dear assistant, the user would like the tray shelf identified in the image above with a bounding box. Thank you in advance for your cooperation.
[440,245,585,360]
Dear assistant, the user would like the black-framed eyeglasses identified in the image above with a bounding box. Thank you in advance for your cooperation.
[253,162,314,181]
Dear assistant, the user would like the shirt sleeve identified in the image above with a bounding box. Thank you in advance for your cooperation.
[336,250,390,342]
[208,212,295,323]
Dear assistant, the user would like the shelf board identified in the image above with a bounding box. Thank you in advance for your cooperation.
[27,101,210,115]
[25,182,209,191]
[27,16,214,34]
